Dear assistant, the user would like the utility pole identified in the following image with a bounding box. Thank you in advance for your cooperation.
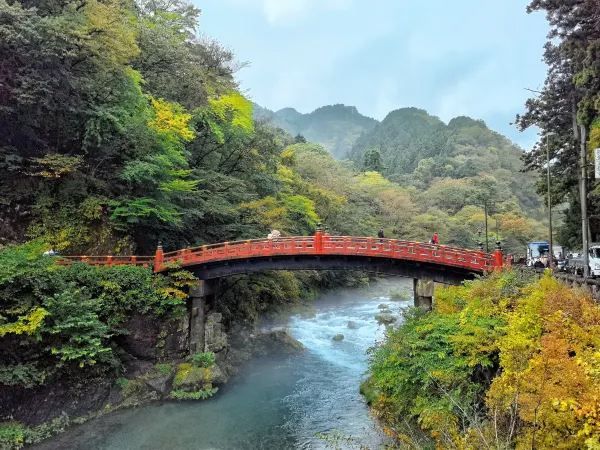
[580,125,590,277]
[484,201,489,253]
[546,132,555,268]
[495,216,500,242]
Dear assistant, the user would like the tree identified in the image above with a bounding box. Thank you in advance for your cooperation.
[518,1,600,245]
[362,148,384,172]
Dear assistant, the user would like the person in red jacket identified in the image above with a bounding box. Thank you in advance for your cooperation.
[431,232,439,245]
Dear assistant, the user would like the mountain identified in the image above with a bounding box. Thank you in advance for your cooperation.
[349,107,540,211]
[349,107,526,176]
[256,103,540,212]
[348,107,448,173]
[253,104,378,159]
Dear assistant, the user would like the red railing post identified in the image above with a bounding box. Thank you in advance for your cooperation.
[314,225,324,254]
[154,242,164,273]
[493,242,503,270]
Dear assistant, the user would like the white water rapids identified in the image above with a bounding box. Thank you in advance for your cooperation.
[36,277,413,450]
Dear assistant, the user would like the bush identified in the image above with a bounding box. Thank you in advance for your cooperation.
[190,352,215,368]
[153,363,174,376]
[0,242,191,387]
[169,387,218,400]
[0,422,26,450]
[365,270,600,448]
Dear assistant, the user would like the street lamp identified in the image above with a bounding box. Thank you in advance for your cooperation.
[546,132,555,268]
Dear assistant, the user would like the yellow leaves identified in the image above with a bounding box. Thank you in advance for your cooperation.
[30,154,83,178]
[148,98,195,142]
[357,171,392,191]
[589,121,600,151]
[434,285,467,314]
[241,196,287,230]
[280,147,296,166]
[0,307,48,337]
[485,273,600,448]
[158,286,188,300]
[77,0,139,65]
[208,91,254,135]
[276,165,298,185]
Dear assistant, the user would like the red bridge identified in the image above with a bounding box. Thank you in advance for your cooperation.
[59,231,504,286]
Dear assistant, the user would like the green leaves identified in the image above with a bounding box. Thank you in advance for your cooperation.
[43,287,112,367]
[0,243,187,383]
[364,270,600,447]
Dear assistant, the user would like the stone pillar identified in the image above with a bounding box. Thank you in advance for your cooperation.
[414,278,434,311]
[189,280,213,353]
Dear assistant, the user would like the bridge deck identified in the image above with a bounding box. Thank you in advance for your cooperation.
[58,235,499,274]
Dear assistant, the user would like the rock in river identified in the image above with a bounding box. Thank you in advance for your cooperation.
[375,313,396,325]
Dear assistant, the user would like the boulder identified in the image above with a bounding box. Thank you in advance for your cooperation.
[144,373,173,396]
[332,333,345,341]
[254,330,305,355]
[204,312,228,353]
[347,321,359,329]
[375,313,397,325]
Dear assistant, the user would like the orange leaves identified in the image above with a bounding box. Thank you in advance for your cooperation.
[487,274,600,448]
[369,271,600,448]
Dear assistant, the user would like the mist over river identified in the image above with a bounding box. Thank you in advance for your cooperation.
[36,278,412,450]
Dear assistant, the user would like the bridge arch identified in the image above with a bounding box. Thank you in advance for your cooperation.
[61,234,502,285]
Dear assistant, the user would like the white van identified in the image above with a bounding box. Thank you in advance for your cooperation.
[588,245,600,276]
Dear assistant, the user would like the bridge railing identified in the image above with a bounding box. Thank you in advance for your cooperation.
[56,236,497,273]
[160,236,494,272]
[321,237,494,271]
[162,237,317,265]
[57,255,154,268]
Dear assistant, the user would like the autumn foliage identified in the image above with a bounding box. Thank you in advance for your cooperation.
[366,271,600,449]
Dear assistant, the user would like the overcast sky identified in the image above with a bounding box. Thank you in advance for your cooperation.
[197,1,549,149]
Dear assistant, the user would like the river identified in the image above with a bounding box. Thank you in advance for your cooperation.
[36,277,412,450]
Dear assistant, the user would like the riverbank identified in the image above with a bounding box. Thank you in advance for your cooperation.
[0,244,393,449]
[363,270,600,449]
[28,278,410,449]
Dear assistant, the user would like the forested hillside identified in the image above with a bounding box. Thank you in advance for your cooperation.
[253,104,377,158]
[349,108,543,223]
[254,105,545,253]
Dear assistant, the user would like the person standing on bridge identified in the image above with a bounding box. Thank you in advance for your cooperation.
[431,232,439,245]
[377,228,385,243]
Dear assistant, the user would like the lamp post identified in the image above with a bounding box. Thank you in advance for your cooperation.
[546,132,555,268]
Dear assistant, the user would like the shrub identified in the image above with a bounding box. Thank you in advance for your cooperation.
[190,352,215,368]
[153,363,174,376]
[169,387,218,400]
[0,422,26,450]
[365,270,600,448]
[0,242,191,387]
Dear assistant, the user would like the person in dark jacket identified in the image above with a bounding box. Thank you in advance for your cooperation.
[377,228,385,239]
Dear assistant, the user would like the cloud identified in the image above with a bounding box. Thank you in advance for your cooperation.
[199,0,548,148]
[262,0,309,23]
[221,0,352,24]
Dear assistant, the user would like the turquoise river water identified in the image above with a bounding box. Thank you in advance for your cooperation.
[36,278,412,450]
